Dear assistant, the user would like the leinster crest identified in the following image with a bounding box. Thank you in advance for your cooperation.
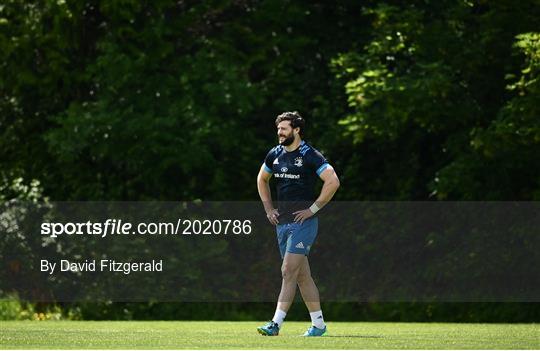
[294,157,303,167]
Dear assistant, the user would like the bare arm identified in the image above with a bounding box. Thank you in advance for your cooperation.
[293,165,340,223]
[313,165,340,210]
[257,165,279,225]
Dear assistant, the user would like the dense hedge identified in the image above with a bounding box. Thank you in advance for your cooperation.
[34,302,540,323]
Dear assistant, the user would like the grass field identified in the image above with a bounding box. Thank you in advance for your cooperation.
[0,321,538,349]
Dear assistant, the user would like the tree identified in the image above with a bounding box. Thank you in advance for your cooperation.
[331,0,540,200]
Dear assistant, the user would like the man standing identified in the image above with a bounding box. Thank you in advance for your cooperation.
[256,111,340,337]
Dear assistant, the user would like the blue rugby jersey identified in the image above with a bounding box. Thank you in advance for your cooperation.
[262,140,329,223]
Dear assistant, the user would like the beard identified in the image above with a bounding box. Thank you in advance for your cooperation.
[279,133,295,146]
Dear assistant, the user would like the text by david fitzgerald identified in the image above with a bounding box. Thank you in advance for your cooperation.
[41,259,163,275]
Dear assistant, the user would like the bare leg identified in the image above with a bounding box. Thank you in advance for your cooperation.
[276,253,305,313]
[297,256,321,312]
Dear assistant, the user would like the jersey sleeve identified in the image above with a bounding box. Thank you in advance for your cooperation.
[262,148,276,174]
[307,148,329,177]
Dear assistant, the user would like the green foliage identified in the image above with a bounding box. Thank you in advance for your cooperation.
[2,1,540,322]
[0,177,45,202]
[0,294,75,320]
[2,1,540,200]
[332,1,540,199]
[434,32,540,199]
[1,1,364,201]
[0,295,32,320]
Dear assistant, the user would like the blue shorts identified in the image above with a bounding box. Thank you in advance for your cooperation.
[276,217,319,258]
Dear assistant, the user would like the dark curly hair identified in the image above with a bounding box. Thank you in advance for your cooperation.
[275,111,305,137]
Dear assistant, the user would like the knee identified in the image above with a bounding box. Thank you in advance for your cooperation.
[296,271,311,285]
[281,263,300,281]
